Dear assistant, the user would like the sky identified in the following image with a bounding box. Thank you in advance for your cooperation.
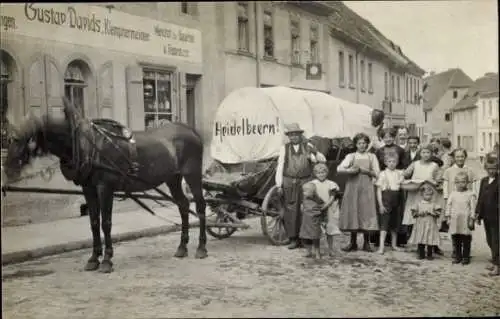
[344,0,498,80]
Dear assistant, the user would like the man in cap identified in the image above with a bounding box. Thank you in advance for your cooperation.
[275,123,326,249]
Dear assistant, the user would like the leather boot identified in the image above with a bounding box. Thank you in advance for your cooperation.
[417,244,425,259]
[426,245,434,260]
[433,245,444,256]
[452,235,462,264]
[342,232,358,252]
[462,235,471,265]
[362,233,373,252]
[288,238,299,250]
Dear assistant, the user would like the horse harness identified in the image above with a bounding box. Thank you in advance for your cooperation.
[64,107,139,187]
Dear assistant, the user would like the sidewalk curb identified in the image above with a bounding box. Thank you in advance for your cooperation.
[1,221,200,266]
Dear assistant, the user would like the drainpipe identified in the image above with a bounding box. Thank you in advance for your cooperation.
[254,2,261,87]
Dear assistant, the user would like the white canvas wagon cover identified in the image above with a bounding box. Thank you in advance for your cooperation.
[211,86,378,164]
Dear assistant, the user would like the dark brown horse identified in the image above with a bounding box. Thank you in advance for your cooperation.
[3,98,207,273]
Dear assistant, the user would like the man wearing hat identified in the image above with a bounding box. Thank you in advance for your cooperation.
[275,123,327,249]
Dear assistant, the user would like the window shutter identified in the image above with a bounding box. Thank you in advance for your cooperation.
[45,57,64,118]
[125,65,145,131]
[178,72,187,123]
[171,71,179,122]
[27,57,46,117]
[98,62,114,119]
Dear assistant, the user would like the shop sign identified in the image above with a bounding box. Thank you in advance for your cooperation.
[0,3,202,64]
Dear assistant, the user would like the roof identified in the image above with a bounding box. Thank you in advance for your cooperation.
[325,1,425,75]
[422,68,474,111]
[211,86,378,163]
[453,73,499,111]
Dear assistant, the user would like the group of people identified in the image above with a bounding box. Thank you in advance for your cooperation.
[275,123,499,277]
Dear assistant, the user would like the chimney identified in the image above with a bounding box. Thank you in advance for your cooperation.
[484,72,496,77]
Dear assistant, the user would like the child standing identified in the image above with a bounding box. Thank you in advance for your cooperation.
[402,144,440,242]
[309,163,341,257]
[408,182,442,260]
[300,182,325,259]
[475,152,499,276]
[376,154,405,254]
[338,133,380,252]
[442,148,478,258]
[445,172,477,265]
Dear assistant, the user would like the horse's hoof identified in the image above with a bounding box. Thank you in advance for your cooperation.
[84,260,100,271]
[174,248,188,258]
[195,249,208,259]
[98,260,113,273]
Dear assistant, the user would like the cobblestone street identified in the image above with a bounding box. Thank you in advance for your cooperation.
[3,218,499,319]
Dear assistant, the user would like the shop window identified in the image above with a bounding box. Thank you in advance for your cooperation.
[64,60,90,117]
[263,10,274,58]
[237,2,250,52]
[290,19,300,64]
[1,55,11,150]
[143,70,173,130]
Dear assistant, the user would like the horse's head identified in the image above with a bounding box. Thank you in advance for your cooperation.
[3,114,48,181]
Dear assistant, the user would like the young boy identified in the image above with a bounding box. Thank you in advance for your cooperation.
[475,152,499,276]
[309,163,341,257]
[376,154,405,254]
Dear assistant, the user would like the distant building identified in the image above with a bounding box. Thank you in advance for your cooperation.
[452,72,499,159]
[422,68,474,143]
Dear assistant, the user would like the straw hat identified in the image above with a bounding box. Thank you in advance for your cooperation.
[284,123,304,135]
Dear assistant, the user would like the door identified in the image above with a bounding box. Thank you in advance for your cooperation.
[186,87,195,127]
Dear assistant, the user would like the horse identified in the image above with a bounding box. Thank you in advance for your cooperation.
[3,98,208,273]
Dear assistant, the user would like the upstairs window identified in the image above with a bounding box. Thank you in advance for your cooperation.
[453,90,458,99]
[396,76,401,102]
[291,19,300,64]
[263,11,274,57]
[390,74,395,101]
[445,113,451,122]
[348,54,354,88]
[384,72,389,99]
[338,51,345,87]
[367,62,373,93]
[360,59,366,91]
[180,2,198,16]
[237,2,250,52]
[309,24,319,63]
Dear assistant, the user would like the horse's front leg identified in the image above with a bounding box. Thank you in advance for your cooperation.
[97,185,115,273]
[83,186,101,271]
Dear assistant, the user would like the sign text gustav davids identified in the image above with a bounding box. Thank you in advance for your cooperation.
[0,3,202,63]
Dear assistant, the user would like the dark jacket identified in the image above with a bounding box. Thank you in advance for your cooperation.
[402,149,421,168]
[375,144,406,170]
[476,175,499,221]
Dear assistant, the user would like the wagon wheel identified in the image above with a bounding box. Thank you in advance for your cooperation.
[206,204,238,239]
[261,185,289,246]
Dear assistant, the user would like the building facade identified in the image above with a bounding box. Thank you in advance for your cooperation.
[0,2,220,143]
[452,72,499,159]
[422,68,473,143]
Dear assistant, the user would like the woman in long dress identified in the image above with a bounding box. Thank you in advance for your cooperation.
[338,133,380,252]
